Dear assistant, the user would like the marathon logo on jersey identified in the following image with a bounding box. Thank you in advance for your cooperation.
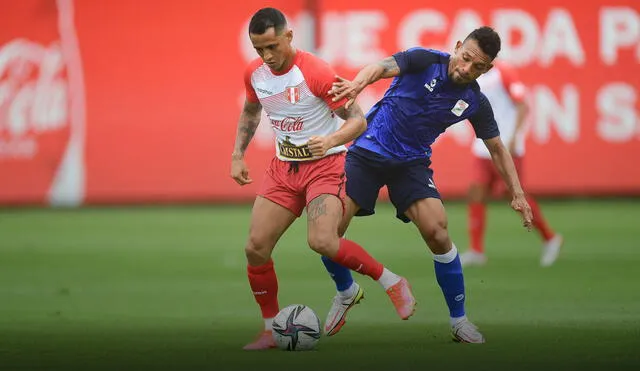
[285,86,300,104]
[451,99,469,117]
[278,136,313,160]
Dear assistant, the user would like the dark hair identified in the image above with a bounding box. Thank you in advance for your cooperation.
[465,26,501,60]
[249,8,287,35]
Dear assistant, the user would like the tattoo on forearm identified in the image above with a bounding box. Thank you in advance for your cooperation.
[235,102,262,155]
[377,57,400,76]
[335,103,364,121]
[348,104,361,119]
[307,195,329,222]
[237,119,259,153]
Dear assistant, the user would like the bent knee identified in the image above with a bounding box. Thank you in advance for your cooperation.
[244,234,275,265]
[423,223,451,251]
[307,233,339,257]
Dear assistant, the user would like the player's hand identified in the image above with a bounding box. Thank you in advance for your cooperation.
[328,75,361,110]
[230,158,252,186]
[307,136,331,158]
[510,193,533,231]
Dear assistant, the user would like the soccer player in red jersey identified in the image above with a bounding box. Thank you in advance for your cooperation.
[461,62,563,267]
[231,8,416,350]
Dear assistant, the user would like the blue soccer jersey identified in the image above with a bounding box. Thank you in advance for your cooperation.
[352,48,500,161]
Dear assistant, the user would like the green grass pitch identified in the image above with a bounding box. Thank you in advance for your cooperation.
[1,199,639,371]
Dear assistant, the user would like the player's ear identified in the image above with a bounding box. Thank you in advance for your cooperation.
[454,40,463,53]
[285,28,293,43]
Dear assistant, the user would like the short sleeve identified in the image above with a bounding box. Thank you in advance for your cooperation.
[297,52,347,110]
[469,92,500,139]
[243,59,262,103]
[392,48,443,75]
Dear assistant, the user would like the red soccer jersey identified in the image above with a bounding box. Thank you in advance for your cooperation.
[244,50,347,161]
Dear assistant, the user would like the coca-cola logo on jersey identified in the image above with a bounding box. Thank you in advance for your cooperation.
[0,39,69,159]
[270,116,304,132]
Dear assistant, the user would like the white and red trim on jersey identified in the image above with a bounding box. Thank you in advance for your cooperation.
[244,50,348,161]
[472,62,528,159]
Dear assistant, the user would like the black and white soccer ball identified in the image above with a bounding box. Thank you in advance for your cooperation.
[271,304,321,351]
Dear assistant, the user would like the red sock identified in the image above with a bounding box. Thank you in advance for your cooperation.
[469,202,486,253]
[247,259,279,319]
[331,238,384,280]
[526,196,555,241]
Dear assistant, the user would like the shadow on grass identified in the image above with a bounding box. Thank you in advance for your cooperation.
[1,322,639,371]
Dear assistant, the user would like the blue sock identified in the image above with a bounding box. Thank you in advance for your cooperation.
[433,245,466,318]
[321,255,354,291]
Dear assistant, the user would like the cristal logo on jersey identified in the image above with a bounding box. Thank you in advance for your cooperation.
[278,136,312,160]
[451,99,469,117]
[285,86,300,104]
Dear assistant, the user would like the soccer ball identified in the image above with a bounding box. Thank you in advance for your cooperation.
[271,304,321,351]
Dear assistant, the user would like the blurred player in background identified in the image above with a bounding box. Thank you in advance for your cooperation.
[231,7,416,350]
[321,27,532,343]
[460,63,563,268]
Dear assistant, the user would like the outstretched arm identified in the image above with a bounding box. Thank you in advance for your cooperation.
[483,136,533,230]
[230,100,262,185]
[328,56,401,109]
[508,100,528,153]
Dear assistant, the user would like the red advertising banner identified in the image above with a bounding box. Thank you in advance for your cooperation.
[0,0,638,205]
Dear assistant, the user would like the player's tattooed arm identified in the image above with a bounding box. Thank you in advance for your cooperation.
[329,56,400,108]
[232,100,262,160]
[308,103,366,157]
[376,56,401,79]
[330,103,367,144]
[354,56,401,86]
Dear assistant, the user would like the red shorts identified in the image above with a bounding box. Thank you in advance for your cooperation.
[471,156,524,194]
[258,153,346,217]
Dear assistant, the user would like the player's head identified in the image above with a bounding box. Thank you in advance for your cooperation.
[248,8,294,72]
[449,26,501,85]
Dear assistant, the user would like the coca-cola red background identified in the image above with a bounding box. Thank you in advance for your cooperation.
[0,0,638,206]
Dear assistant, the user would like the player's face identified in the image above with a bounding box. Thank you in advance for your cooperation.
[449,39,493,85]
[249,27,294,72]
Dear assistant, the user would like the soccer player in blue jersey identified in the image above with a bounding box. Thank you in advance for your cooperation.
[320,27,533,343]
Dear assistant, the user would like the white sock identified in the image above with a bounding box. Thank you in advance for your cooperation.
[450,315,467,327]
[433,244,458,264]
[377,268,401,290]
[264,318,273,331]
[339,282,358,299]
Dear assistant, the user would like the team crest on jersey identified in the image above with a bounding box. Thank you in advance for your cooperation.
[451,99,469,117]
[285,86,300,104]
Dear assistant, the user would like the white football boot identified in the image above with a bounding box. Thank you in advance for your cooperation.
[540,234,563,267]
[323,282,364,336]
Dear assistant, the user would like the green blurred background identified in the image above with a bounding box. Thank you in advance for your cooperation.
[2,199,639,371]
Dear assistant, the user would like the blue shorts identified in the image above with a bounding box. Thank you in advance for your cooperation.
[345,146,441,223]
